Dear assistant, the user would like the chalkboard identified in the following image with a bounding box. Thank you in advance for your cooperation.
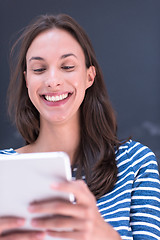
[0,0,160,170]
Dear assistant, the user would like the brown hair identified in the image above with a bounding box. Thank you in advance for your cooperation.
[8,14,120,199]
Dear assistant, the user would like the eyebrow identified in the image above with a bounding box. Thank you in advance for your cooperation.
[60,53,77,59]
[29,53,77,62]
[29,56,44,62]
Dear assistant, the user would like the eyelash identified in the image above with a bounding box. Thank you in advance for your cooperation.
[61,66,75,70]
[33,68,46,73]
[33,65,75,73]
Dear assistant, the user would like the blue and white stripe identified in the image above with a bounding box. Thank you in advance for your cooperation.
[0,148,18,155]
[97,140,160,239]
[0,140,160,239]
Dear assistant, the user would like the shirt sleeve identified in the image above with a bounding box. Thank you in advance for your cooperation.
[129,143,160,239]
[0,149,17,155]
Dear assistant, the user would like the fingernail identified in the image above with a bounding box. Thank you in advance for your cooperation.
[35,232,45,240]
[17,219,25,226]
[31,219,38,226]
[28,205,36,212]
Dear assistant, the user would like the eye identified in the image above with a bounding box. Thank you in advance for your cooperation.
[61,66,75,71]
[33,68,46,73]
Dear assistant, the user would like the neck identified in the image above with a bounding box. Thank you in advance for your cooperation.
[29,118,80,164]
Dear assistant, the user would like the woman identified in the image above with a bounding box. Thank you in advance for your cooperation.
[0,14,159,240]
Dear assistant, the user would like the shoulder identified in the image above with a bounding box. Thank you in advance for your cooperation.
[0,148,17,155]
[116,139,159,176]
[116,139,155,158]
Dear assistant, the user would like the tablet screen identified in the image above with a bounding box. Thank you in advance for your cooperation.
[0,151,74,233]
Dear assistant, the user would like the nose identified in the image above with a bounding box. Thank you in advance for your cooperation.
[45,68,62,88]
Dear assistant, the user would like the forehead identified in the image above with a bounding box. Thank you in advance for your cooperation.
[26,28,85,60]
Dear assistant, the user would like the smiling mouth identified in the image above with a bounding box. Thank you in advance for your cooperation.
[43,93,71,102]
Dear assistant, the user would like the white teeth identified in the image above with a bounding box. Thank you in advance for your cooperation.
[45,93,68,102]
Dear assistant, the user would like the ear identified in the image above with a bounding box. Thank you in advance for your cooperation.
[86,66,96,89]
[24,71,28,88]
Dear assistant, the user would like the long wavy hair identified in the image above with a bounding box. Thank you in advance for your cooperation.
[8,14,120,199]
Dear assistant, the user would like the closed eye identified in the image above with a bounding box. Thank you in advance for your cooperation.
[33,68,46,73]
[61,66,75,70]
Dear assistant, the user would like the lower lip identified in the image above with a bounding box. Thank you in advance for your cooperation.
[41,94,72,107]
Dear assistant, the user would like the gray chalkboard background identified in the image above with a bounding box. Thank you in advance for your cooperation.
[0,0,160,170]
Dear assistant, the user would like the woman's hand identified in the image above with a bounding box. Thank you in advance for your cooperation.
[29,180,122,240]
[0,217,45,240]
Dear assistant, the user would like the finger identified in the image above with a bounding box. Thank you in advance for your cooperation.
[29,200,88,219]
[51,180,96,204]
[0,231,46,240]
[31,216,87,230]
[47,229,85,240]
[0,217,25,234]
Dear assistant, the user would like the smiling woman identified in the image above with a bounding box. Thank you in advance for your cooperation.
[24,28,93,125]
[0,14,160,240]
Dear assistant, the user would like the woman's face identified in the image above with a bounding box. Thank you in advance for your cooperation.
[25,28,95,125]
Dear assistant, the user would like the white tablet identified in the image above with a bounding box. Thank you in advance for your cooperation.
[0,151,74,234]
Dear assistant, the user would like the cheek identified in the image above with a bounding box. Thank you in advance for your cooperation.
[27,81,35,93]
[27,87,34,105]
[73,71,88,88]
[27,79,38,102]
[26,74,40,91]
[73,79,87,96]
[73,79,80,88]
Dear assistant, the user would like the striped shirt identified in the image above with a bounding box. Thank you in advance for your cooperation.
[0,140,160,239]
